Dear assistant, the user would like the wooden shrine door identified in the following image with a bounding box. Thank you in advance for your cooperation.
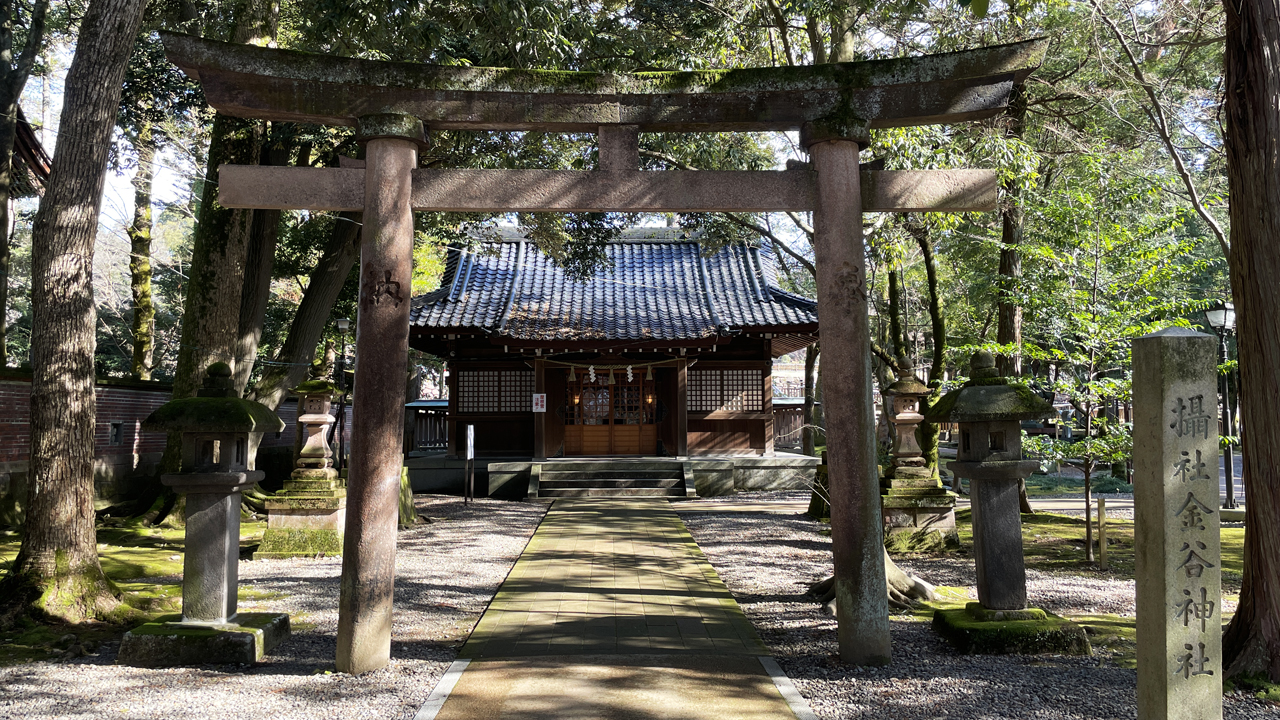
[563,375,657,455]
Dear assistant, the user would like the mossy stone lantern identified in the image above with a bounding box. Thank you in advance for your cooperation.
[925,352,1087,656]
[118,363,289,667]
[924,350,1054,611]
[255,362,347,560]
[881,362,957,551]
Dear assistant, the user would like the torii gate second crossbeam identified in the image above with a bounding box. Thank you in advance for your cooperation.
[161,31,1046,674]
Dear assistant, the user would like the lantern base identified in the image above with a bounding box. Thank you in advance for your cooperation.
[881,480,958,552]
[932,603,1090,656]
[255,467,347,559]
[117,612,290,667]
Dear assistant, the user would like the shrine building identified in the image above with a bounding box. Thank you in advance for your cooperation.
[407,227,822,497]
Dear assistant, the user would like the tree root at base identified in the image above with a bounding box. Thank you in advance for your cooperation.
[0,564,140,630]
[806,549,938,612]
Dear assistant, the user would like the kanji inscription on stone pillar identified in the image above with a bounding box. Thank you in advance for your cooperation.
[1133,327,1222,720]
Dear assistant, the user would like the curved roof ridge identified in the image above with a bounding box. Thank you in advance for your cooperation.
[410,236,817,341]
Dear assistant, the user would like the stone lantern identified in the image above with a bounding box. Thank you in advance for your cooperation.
[924,351,1087,654]
[255,360,346,559]
[880,362,957,550]
[925,350,1052,610]
[118,363,290,667]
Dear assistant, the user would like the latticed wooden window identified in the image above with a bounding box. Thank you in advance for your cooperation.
[723,369,763,412]
[613,383,645,424]
[689,369,764,413]
[500,370,534,412]
[458,370,499,412]
[457,369,533,413]
[689,370,719,411]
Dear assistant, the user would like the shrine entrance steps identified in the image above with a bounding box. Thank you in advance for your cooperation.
[530,459,694,499]
[414,499,812,719]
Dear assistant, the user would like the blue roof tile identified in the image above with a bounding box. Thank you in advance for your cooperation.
[411,228,818,342]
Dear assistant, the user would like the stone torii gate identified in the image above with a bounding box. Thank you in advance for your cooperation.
[161,32,1045,674]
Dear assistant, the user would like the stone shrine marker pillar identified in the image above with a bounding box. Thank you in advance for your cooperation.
[1134,328,1222,720]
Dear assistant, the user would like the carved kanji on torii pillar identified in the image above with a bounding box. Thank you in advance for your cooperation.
[161,32,1045,672]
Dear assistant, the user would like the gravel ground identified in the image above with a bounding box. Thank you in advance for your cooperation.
[678,492,1276,720]
[0,496,544,720]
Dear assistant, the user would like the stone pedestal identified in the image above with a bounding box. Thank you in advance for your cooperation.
[932,602,1090,655]
[881,471,958,551]
[880,366,957,551]
[1134,328,1221,720]
[117,613,290,667]
[968,471,1034,610]
[257,471,346,558]
[173,473,257,621]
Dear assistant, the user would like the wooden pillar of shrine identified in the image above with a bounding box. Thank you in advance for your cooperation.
[533,358,547,460]
[676,358,689,457]
[805,121,891,665]
[763,338,775,457]
[446,360,458,459]
[337,115,422,675]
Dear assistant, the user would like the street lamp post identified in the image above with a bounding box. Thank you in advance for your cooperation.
[1205,303,1238,509]
[335,317,351,475]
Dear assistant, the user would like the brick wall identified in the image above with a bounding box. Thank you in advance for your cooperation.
[0,373,346,468]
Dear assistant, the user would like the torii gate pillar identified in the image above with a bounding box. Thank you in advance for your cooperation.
[336,114,422,675]
[804,121,892,665]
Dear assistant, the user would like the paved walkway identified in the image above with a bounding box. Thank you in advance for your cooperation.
[419,499,809,720]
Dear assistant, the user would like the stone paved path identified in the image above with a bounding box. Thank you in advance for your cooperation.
[424,499,806,719]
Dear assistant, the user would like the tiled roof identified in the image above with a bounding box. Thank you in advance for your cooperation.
[411,228,818,342]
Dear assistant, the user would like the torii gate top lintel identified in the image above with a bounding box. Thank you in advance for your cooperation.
[160,31,1046,133]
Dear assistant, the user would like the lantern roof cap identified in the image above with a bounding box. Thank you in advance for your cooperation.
[886,363,930,397]
[922,352,1053,423]
[293,379,338,395]
[143,365,285,434]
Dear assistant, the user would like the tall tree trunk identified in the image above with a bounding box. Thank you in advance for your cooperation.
[827,4,862,64]
[0,193,10,363]
[232,136,300,395]
[1221,0,1280,682]
[248,211,361,410]
[163,0,277,473]
[171,115,260,400]
[911,221,945,478]
[0,0,51,368]
[996,83,1027,378]
[128,122,155,379]
[803,342,819,456]
[887,266,905,360]
[0,0,147,625]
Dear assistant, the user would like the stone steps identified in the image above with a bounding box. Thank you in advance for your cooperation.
[540,469,683,481]
[538,461,685,473]
[530,461,692,499]
[538,486,688,498]
[540,478,684,489]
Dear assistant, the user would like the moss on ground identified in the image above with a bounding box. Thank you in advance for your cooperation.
[0,519,269,665]
[1227,673,1280,703]
[1070,613,1137,667]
